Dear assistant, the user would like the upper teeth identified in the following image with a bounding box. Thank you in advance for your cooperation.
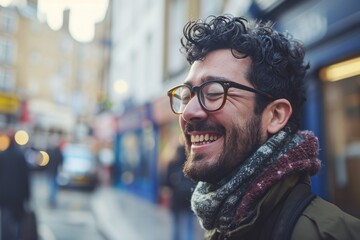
[191,134,218,143]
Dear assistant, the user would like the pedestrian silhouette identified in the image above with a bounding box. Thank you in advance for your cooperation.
[0,131,31,239]
[166,145,195,240]
[46,138,64,207]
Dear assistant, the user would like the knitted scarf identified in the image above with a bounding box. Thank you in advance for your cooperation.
[190,126,321,232]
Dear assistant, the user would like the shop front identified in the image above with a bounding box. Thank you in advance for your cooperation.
[26,99,75,150]
[0,92,20,129]
[320,57,360,217]
[114,103,159,202]
[272,0,360,217]
[113,95,181,204]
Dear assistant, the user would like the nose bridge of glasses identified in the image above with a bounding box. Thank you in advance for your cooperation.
[180,85,205,113]
[189,85,199,97]
[192,85,207,105]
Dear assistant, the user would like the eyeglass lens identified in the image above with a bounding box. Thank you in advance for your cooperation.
[171,86,190,113]
[171,82,226,113]
[201,82,225,111]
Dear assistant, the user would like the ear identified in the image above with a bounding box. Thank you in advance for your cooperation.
[263,99,292,135]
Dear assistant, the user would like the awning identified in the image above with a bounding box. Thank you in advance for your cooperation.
[28,99,75,132]
[0,92,20,114]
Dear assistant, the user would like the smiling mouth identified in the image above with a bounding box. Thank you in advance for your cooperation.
[190,133,220,145]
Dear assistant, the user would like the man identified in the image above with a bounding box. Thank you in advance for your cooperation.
[167,15,360,239]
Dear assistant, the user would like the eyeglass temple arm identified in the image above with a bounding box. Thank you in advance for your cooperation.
[228,82,274,99]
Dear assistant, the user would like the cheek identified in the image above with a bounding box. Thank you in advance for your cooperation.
[228,113,247,130]
[179,116,185,131]
[219,101,254,127]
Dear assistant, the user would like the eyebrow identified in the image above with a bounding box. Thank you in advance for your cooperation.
[203,76,230,82]
[184,75,231,86]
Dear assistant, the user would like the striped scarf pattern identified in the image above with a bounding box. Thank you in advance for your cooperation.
[191,126,321,232]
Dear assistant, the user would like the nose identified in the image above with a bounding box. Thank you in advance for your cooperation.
[181,95,207,122]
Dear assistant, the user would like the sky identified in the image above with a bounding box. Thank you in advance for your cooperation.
[0,0,109,42]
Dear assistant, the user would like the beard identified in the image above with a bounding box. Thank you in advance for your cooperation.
[183,114,263,183]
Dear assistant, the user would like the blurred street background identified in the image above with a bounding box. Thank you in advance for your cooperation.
[31,172,106,240]
[0,0,360,239]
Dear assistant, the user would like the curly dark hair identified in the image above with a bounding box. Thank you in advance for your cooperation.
[180,15,309,131]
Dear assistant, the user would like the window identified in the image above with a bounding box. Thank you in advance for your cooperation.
[0,38,16,64]
[0,8,18,33]
[0,68,15,91]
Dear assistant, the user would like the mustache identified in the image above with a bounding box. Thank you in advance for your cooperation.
[184,120,225,133]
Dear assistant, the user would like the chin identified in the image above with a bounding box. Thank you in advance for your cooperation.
[184,155,226,183]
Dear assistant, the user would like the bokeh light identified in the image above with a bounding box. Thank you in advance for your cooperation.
[114,80,129,95]
[0,134,10,151]
[14,130,29,145]
[38,151,50,166]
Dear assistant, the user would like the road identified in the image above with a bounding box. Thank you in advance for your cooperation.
[31,172,106,240]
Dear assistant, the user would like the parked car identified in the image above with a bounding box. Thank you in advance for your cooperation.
[57,143,97,190]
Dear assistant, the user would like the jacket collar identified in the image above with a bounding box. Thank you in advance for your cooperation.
[206,174,304,240]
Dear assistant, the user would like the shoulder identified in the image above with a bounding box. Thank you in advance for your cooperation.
[291,197,360,240]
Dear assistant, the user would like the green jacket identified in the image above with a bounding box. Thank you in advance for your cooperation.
[204,175,360,240]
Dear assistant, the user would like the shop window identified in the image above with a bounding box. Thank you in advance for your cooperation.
[321,56,360,217]
[120,133,140,184]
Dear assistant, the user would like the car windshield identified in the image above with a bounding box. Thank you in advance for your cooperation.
[62,144,95,172]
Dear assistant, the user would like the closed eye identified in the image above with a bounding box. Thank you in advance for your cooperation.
[205,92,224,100]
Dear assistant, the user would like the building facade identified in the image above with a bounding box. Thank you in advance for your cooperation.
[0,3,110,151]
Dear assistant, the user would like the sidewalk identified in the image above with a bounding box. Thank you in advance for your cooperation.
[90,187,172,240]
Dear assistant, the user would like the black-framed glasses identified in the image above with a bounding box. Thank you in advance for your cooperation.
[167,80,274,114]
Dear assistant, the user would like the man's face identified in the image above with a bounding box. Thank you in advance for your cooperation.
[179,49,268,183]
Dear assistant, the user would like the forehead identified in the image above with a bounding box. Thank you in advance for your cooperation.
[185,49,251,85]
